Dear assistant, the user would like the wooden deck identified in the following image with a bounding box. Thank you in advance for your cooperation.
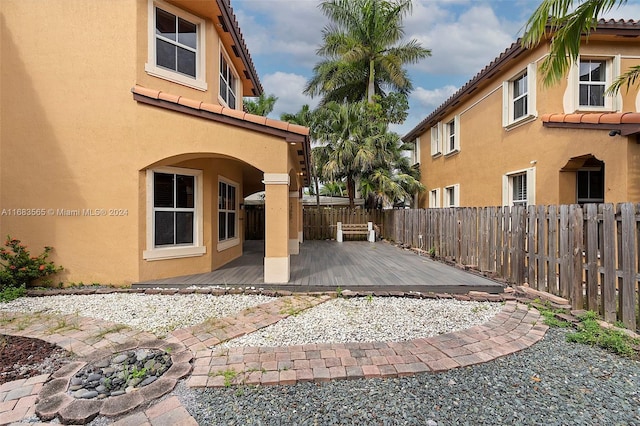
[135,240,504,293]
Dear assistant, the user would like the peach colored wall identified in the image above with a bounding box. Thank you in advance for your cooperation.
[418,41,640,208]
[1,0,140,285]
[0,0,300,285]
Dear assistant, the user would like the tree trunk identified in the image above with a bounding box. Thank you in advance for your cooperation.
[347,175,356,209]
[367,59,376,103]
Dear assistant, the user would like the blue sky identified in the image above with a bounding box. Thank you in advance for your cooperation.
[233,0,640,135]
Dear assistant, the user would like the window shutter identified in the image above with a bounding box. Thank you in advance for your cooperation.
[526,167,536,206]
[430,127,437,155]
[502,175,509,206]
[454,184,460,207]
[527,62,537,118]
[454,115,461,151]
[415,137,421,164]
[502,81,510,127]
[612,55,621,111]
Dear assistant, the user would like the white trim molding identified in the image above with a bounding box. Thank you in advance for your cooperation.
[145,0,208,91]
[263,173,290,185]
[143,166,206,260]
[264,256,290,283]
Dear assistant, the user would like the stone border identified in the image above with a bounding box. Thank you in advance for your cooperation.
[185,300,547,388]
[34,339,193,424]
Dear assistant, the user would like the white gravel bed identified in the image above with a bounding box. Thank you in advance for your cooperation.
[218,297,502,348]
[0,293,274,336]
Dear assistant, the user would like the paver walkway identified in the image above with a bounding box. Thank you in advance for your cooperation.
[1,291,546,425]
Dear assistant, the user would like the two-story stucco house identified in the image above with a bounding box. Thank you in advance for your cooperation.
[0,0,310,285]
[404,19,640,209]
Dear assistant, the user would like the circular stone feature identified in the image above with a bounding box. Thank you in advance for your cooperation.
[68,349,172,400]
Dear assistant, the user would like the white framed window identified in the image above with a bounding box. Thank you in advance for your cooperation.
[430,123,442,157]
[444,116,460,155]
[565,55,620,112]
[429,188,441,208]
[502,168,536,207]
[219,51,238,109]
[145,0,207,91]
[144,167,205,260]
[502,63,537,127]
[218,177,240,251]
[444,184,460,207]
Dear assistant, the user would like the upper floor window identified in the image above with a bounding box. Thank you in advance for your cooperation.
[430,124,442,157]
[145,0,207,91]
[502,63,537,128]
[444,116,460,155]
[220,53,238,109]
[565,55,620,112]
[579,59,606,107]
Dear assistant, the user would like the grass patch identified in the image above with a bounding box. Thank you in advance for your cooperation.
[210,368,240,387]
[567,311,639,359]
[0,285,26,302]
[93,324,129,339]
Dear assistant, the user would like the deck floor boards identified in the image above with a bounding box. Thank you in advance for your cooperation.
[135,240,503,293]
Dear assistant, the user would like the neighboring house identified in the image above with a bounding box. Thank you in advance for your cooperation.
[404,19,640,208]
[0,0,310,285]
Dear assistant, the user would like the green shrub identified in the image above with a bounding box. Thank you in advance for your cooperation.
[0,236,63,290]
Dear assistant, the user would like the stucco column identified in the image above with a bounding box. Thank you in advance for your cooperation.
[289,191,300,255]
[263,173,290,283]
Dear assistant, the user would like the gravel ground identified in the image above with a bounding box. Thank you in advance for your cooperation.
[177,328,640,426]
[219,297,501,347]
[0,293,274,336]
[3,294,638,425]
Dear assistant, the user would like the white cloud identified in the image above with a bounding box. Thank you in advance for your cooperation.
[259,71,319,119]
[412,85,459,110]
[408,5,517,76]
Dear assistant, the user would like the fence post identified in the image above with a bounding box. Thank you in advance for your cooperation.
[620,203,637,330]
[570,204,584,309]
[601,203,617,322]
[585,204,599,311]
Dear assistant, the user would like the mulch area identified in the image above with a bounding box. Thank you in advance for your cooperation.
[0,334,74,385]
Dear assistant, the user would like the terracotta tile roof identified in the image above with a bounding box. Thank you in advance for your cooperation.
[541,112,640,125]
[403,19,640,142]
[541,112,640,136]
[131,85,309,136]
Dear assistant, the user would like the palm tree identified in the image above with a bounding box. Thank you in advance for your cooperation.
[358,129,424,208]
[319,181,346,197]
[313,101,378,209]
[305,0,431,104]
[244,93,278,116]
[522,0,639,93]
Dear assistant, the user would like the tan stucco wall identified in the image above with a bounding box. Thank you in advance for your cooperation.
[1,0,139,285]
[418,41,640,208]
[0,0,300,285]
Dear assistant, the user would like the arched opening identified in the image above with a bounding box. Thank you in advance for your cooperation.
[560,154,605,204]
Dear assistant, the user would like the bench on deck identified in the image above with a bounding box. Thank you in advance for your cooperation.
[336,221,375,242]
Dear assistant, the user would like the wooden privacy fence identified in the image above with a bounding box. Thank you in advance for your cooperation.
[303,208,383,240]
[382,204,640,331]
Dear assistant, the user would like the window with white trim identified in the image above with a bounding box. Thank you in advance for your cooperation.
[565,55,620,112]
[429,188,441,208]
[430,123,442,156]
[502,63,537,127]
[144,167,205,260]
[218,179,238,244]
[444,184,459,207]
[579,59,607,107]
[502,168,536,207]
[145,0,207,90]
[444,116,460,155]
[220,52,238,109]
